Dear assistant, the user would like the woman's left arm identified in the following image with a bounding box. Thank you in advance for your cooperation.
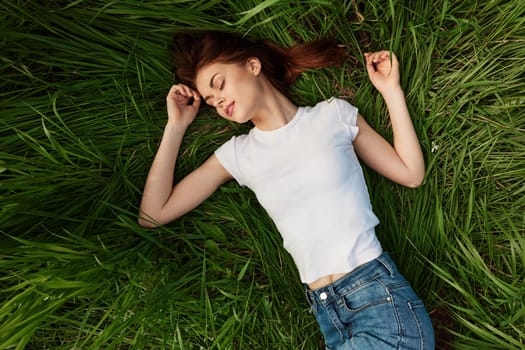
[353,51,425,188]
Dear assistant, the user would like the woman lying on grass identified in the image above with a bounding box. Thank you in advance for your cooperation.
[138,31,435,349]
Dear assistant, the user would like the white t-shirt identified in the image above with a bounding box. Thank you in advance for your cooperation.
[215,97,382,283]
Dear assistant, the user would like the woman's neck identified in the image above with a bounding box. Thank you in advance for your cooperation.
[250,80,298,131]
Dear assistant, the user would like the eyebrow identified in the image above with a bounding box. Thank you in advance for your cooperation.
[203,72,220,102]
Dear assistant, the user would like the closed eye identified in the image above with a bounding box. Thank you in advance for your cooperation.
[203,76,225,106]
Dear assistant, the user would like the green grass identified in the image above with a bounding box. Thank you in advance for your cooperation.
[1,0,524,349]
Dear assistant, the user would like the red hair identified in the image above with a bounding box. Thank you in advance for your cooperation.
[169,31,347,96]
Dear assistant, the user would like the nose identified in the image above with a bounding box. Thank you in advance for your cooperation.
[214,98,224,108]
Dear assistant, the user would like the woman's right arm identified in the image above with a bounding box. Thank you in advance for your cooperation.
[138,84,232,228]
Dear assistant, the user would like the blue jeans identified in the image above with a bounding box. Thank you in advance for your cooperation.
[305,252,435,349]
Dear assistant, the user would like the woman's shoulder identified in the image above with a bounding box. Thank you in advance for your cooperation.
[304,97,356,115]
[303,97,359,135]
[306,97,353,108]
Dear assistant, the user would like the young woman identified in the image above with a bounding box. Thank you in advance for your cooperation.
[138,31,435,349]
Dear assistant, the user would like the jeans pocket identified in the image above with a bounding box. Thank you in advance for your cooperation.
[340,280,392,313]
[337,280,402,347]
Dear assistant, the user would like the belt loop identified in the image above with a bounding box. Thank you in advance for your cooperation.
[304,289,318,314]
[328,284,337,298]
[304,286,315,307]
[377,252,395,277]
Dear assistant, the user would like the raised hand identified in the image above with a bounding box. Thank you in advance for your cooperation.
[166,84,201,128]
[364,51,401,97]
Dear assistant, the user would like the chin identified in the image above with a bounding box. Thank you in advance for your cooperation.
[227,113,251,124]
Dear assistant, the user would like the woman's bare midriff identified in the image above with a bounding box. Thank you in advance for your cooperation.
[308,272,348,290]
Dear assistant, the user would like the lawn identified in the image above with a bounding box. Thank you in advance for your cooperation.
[1,0,524,349]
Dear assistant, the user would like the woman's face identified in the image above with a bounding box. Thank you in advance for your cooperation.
[195,58,262,123]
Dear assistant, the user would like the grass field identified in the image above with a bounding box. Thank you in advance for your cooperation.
[1,0,524,349]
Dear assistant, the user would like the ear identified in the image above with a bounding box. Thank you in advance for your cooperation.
[246,57,261,76]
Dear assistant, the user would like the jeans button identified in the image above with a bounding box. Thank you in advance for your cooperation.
[320,292,328,300]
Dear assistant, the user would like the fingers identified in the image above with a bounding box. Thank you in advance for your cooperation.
[167,84,201,102]
[364,52,377,76]
[364,51,398,69]
[364,50,401,95]
[165,84,201,126]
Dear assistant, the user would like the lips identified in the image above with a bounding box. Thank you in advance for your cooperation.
[225,102,235,117]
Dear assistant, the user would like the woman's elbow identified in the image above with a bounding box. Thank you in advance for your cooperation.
[137,213,162,228]
[404,170,425,188]
[137,218,155,228]
[405,177,423,188]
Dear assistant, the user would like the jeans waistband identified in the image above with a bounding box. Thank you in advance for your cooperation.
[304,252,397,307]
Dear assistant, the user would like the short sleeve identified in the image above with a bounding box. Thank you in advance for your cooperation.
[334,98,359,141]
[214,136,246,187]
